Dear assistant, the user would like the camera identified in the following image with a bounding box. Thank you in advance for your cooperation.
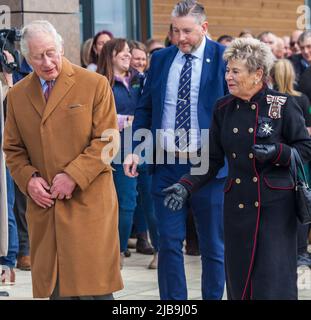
[0,28,21,73]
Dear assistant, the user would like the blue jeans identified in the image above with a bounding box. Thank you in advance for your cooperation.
[113,164,138,252]
[135,164,159,252]
[0,168,19,268]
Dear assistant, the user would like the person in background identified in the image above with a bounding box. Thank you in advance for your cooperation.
[87,30,113,71]
[129,41,148,75]
[283,35,292,58]
[258,31,277,55]
[273,37,285,59]
[163,37,311,300]
[97,38,143,269]
[80,38,93,68]
[239,30,254,39]
[290,30,303,55]
[217,35,234,47]
[271,58,311,268]
[290,30,311,85]
[0,50,18,289]
[128,40,160,267]
[145,38,165,58]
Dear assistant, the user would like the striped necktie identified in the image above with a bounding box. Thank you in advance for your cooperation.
[44,80,54,102]
[175,54,193,151]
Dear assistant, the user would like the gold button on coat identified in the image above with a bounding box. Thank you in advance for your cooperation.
[249,153,254,159]
[233,128,239,133]
[239,204,244,209]
[235,178,241,184]
[253,177,258,183]
[251,104,256,110]
[248,128,254,133]
[255,201,259,207]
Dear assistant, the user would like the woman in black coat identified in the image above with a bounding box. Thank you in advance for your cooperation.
[163,38,311,300]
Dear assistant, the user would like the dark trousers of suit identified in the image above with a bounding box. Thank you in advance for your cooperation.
[50,278,114,300]
[13,183,29,256]
[151,163,225,300]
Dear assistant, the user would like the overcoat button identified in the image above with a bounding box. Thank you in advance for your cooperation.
[255,201,259,207]
[248,128,254,133]
[253,177,258,183]
[249,153,254,159]
[236,178,241,184]
[238,204,244,209]
[232,153,237,159]
[251,104,256,110]
[233,128,239,133]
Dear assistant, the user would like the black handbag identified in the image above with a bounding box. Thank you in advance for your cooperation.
[290,148,311,224]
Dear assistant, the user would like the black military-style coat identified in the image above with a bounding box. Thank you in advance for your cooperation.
[180,86,311,300]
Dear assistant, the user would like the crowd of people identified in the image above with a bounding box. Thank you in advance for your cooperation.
[1,0,311,300]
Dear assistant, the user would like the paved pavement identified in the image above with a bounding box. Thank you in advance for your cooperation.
[1,249,311,300]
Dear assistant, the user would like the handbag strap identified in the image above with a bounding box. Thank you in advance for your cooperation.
[290,148,298,186]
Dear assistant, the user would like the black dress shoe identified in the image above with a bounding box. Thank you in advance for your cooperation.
[185,247,200,256]
[124,249,131,257]
[136,235,154,255]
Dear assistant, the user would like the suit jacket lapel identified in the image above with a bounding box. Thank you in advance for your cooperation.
[198,37,215,100]
[42,58,75,124]
[26,73,46,117]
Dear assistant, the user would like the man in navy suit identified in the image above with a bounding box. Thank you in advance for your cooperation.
[124,0,228,300]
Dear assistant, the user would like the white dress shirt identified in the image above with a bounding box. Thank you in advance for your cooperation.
[161,36,206,152]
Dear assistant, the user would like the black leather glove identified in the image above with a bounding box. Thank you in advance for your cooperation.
[252,144,278,162]
[163,183,189,211]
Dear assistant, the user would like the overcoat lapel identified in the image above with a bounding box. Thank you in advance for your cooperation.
[26,73,45,117]
[42,58,75,124]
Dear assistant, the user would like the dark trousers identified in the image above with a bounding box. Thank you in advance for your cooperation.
[152,163,225,300]
[13,183,29,256]
[297,222,310,255]
[50,278,114,300]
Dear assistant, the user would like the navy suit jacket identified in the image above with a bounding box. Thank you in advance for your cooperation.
[132,37,228,177]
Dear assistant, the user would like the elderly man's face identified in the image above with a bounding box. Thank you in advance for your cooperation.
[299,37,311,64]
[172,15,208,54]
[225,59,262,100]
[27,32,62,81]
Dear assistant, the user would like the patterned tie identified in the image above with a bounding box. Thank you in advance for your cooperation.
[175,54,193,151]
[44,80,53,102]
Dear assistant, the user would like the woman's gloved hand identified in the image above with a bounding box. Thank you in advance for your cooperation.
[252,144,278,162]
[163,183,189,211]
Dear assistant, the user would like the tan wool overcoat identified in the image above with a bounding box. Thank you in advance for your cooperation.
[3,57,123,298]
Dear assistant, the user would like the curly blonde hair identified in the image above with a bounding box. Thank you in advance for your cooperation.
[223,38,275,82]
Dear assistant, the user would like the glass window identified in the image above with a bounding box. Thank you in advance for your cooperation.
[94,0,127,37]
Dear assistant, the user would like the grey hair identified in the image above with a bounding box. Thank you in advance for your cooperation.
[223,38,275,82]
[298,30,311,45]
[171,0,207,24]
[21,20,63,58]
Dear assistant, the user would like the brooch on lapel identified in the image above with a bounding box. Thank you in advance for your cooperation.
[257,116,274,138]
[266,95,287,119]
